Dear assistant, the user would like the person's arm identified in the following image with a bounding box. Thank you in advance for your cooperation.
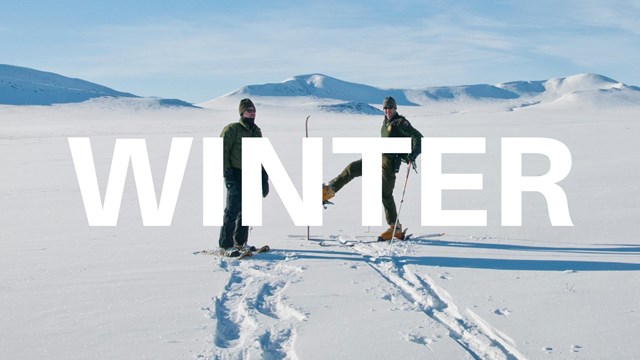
[221,124,237,187]
[398,119,422,162]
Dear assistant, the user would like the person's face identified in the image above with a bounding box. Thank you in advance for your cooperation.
[383,106,396,119]
[243,107,256,118]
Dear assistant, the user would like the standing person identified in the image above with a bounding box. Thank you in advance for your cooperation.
[322,96,422,240]
[219,98,269,254]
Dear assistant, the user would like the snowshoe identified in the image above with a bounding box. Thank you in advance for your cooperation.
[255,245,270,253]
[222,248,243,257]
[237,249,254,259]
[192,244,269,259]
[237,245,269,259]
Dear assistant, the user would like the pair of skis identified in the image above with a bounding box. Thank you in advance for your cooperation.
[293,231,444,248]
[334,231,412,247]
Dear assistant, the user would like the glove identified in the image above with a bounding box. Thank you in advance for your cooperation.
[223,168,237,190]
[261,168,269,198]
[406,153,418,173]
[410,159,418,173]
[410,152,420,170]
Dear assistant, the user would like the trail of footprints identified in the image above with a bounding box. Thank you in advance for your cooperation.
[201,256,306,360]
[202,239,525,359]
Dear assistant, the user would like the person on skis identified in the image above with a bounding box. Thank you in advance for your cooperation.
[219,98,269,254]
[322,96,422,241]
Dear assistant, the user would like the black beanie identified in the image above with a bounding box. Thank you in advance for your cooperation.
[383,96,397,109]
[239,98,255,115]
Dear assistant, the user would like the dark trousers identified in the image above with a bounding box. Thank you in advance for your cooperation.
[218,168,249,249]
[330,155,399,225]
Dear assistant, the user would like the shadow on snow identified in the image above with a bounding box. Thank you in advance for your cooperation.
[270,236,640,272]
[412,237,640,255]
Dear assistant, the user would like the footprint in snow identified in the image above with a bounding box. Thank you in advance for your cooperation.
[404,333,433,349]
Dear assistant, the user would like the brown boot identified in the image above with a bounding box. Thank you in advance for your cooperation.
[378,224,404,241]
[322,183,335,204]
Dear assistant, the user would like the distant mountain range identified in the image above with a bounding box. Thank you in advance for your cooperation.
[3,64,639,112]
[0,64,194,107]
[201,73,640,113]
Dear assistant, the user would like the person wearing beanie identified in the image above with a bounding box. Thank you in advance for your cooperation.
[238,98,255,115]
[382,96,397,109]
[321,96,423,241]
[218,98,269,253]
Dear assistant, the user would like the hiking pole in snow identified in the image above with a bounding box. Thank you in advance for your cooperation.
[389,160,413,250]
[305,115,311,241]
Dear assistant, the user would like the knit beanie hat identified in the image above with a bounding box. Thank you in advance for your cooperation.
[382,96,397,109]
[239,98,255,115]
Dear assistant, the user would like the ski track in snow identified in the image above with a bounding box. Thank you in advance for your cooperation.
[200,253,307,360]
[200,235,526,359]
[345,238,526,360]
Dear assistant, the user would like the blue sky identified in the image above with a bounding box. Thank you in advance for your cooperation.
[2,0,638,103]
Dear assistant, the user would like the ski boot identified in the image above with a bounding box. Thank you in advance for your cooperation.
[236,244,270,259]
[322,182,335,206]
[222,247,243,257]
[377,224,404,241]
[235,243,257,252]
[220,244,256,258]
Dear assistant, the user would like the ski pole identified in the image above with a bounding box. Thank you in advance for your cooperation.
[305,115,310,241]
[389,161,412,250]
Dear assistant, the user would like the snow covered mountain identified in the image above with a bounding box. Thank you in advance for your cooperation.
[220,73,417,105]
[4,64,637,111]
[201,73,640,113]
[0,64,194,107]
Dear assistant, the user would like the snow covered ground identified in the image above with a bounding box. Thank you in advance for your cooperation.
[1,76,640,359]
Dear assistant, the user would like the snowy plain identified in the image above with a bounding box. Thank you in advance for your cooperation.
[1,73,640,359]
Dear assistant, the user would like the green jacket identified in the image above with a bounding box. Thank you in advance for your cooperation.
[381,112,422,161]
[220,118,263,170]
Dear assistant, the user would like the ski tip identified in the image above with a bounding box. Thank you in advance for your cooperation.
[425,232,446,238]
[193,249,223,256]
[322,200,334,209]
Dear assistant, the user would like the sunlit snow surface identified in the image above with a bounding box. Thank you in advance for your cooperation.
[2,74,640,359]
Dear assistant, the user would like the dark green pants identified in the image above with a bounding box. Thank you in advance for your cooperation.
[330,156,399,225]
[219,168,248,249]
